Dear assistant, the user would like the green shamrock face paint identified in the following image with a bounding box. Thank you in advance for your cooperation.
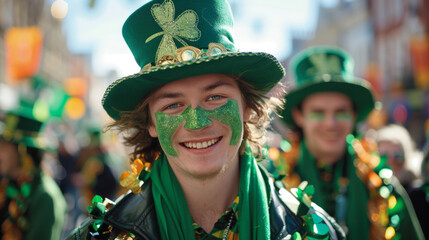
[154,99,242,156]
[307,112,352,122]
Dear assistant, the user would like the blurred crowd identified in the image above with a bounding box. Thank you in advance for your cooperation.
[54,124,123,238]
[0,109,127,239]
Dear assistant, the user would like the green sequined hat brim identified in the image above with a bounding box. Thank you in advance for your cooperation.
[102,51,284,120]
[280,76,375,127]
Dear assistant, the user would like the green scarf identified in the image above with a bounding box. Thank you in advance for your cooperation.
[296,141,369,240]
[151,146,271,240]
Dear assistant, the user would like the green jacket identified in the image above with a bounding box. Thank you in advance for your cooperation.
[25,173,67,240]
[292,141,424,240]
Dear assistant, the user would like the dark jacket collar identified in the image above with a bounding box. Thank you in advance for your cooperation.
[104,180,161,239]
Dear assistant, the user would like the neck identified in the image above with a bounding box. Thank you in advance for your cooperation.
[306,146,345,166]
[316,155,342,165]
[174,157,240,233]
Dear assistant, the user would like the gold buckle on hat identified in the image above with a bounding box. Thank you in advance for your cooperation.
[157,55,177,66]
[206,43,227,56]
[176,46,202,62]
[140,42,229,73]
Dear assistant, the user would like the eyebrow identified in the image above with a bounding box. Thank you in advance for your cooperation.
[203,80,236,92]
[151,92,184,102]
[152,79,236,102]
[308,104,352,112]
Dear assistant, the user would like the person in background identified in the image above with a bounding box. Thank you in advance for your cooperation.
[73,127,118,203]
[55,126,84,238]
[66,0,345,239]
[0,108,66,240]
[274,46,424,239]
[376,124,420,191]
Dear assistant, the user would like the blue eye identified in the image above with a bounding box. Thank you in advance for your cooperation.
[208,95,222,101]
[165,103,180,110]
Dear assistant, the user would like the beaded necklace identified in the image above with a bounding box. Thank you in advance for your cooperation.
[222,211,235,240]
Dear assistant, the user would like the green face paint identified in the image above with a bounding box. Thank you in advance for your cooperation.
[154,99,242,156]
[334,112,352,121]
[306,112,352,122]
[307,112,325,122]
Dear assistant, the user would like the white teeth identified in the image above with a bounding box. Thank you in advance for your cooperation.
[184,138,219,149]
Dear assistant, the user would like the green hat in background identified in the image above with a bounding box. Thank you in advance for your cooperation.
[0,108,50,151]
[280,46,375,127]
[102,0,285,120]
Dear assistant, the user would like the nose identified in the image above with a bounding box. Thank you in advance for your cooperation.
[183,106,212,130]
[324,114,337,127]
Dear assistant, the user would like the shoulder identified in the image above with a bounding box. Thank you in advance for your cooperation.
[65,217,93,240]
[29,173,66,209]
[105,180,157,230]
[66,179,160,240]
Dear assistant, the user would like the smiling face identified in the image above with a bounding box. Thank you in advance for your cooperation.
[292,92,356,164]
[148,74,250,180]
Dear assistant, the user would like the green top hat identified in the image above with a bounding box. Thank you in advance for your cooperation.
[0,108,49,150]
[102,0,285,120]
[281,46,375,127]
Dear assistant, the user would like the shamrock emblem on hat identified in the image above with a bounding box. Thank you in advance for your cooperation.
[145,0,201,63]
[306,53,342,76]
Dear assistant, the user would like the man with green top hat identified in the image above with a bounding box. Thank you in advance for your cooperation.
[66,0,345,239]
[0,108,66,240]
[274,46,424,239]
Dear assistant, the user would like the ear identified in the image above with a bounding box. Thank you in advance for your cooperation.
[292,108,304,127]
[148,124,158,138]
[243,106,252,122]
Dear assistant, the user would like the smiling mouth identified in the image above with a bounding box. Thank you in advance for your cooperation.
[322,133,341,140]
[182,137,222,149]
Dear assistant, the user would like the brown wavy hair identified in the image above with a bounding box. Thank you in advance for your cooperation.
[106,76,284,162]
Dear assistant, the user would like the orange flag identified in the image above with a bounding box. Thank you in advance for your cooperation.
[5,27,43,81]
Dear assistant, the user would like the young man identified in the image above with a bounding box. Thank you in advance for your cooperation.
[67,0,345,239]
[0,109,66,240]
[276,46,424,239]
